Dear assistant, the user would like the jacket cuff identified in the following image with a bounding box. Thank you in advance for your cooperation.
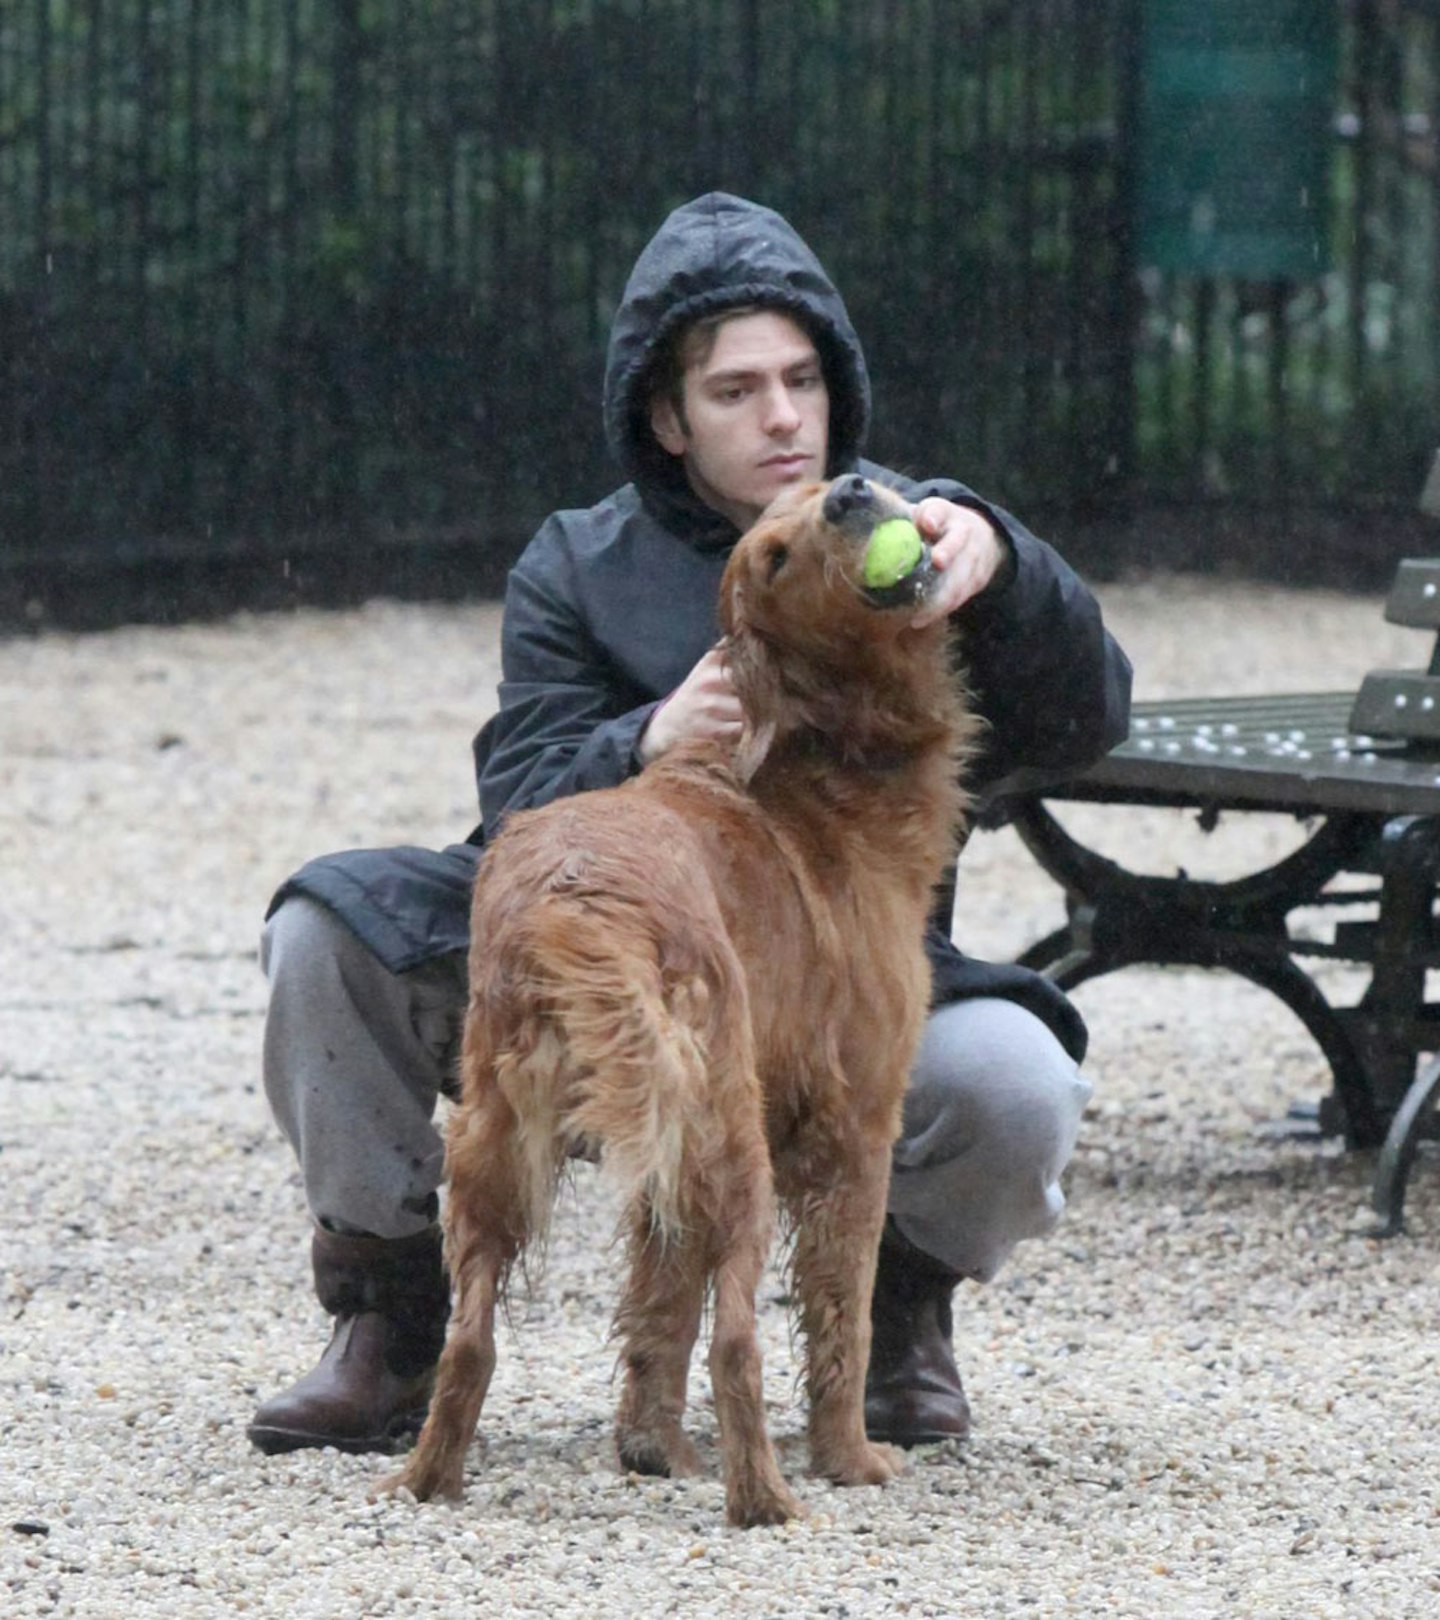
[626,700,667,772]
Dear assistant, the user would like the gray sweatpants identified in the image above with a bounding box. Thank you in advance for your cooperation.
[261,897,1091,1283]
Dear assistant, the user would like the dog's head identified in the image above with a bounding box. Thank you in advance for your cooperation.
[718,475,951,780]
[720,475,938,646]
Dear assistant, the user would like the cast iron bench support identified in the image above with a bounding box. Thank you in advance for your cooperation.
[1003,686,1440,1238]
[1011,801,1385,1147]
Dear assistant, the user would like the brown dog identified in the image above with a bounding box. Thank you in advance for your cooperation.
[384,474,980,1526]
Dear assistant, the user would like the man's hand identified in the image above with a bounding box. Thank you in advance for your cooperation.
[908,497,1013,628]
[638,646,743,764]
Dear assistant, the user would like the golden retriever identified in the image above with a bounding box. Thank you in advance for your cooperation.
[384,473,980,1526]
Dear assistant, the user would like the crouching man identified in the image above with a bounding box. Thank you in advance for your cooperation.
[248,192,1130,1457]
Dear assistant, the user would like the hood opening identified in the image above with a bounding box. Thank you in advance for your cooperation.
[602,194,872,541]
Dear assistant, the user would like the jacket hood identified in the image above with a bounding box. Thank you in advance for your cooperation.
[602,192,871,541]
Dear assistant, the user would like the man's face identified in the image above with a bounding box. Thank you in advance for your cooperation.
[649,310,830,531]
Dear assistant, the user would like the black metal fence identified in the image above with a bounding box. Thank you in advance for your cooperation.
[1,1,1437,623]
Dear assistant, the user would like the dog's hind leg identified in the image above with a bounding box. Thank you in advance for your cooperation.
[380,1083,529,1503]
[613,1207,706,1480]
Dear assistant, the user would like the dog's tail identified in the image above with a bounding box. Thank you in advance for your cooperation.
[475,895,756,1250]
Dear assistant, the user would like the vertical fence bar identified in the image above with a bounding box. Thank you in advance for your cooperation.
[176,0,200,530]
[1351,0,1377,406]
[1064,0,1089,507]
[1016,0,1038,484]
[438,0,457,287]
[537,0,556,418]
[1192,275,1214,484]
[32,0,53,543]
[1433,4,1440,406]
[1228,289,1248,490]
[135,0,152,348]
[1268,278,1289,494]
[0,12,10,288]
[330,0,360,523]
[1110,0,1141,503]
[34,0,50,272]
[395,0,413,262]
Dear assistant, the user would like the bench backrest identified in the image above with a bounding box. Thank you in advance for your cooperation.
[1349,558,1440,738]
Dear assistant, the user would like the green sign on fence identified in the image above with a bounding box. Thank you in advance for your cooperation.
[1138,0,1338,277]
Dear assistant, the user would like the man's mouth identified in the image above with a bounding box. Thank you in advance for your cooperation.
[761,451,812,470]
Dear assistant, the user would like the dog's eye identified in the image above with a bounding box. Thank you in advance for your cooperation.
[765,544,789,580]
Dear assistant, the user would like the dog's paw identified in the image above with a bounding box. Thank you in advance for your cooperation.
[819,1440,908,1487]
[617,1425,704,1480]
[370,1467,416,1503]
[373,1460,463,1505]
[727,1478,806,1529]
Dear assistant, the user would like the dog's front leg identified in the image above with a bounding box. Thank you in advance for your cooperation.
[381,1242,501,1502]
[790,1144,907,1488]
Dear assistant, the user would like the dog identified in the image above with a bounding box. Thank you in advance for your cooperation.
[383,473,980,1527]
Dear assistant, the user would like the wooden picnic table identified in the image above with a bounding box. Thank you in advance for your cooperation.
[1004,564,1440,1238]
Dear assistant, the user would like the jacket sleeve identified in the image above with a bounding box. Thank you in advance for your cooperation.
[902,475,1133,801]
[472,534,660,836]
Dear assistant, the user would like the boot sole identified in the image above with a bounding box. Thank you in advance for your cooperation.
[247,1407,428,1457]
[865,1422,971,1448]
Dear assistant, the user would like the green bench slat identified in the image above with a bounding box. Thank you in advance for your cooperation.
[1383,558,1440,629]
[1350,670,1440,740]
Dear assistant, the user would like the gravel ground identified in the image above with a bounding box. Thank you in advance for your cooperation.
[3,573,1438,1619]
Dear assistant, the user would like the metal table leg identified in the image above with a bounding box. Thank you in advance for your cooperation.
[1370,1053,1440,1236]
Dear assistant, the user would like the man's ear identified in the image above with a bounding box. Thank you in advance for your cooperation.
[649,394,687,457]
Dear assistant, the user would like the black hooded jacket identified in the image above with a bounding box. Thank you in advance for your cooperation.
[274,193,1131,1060]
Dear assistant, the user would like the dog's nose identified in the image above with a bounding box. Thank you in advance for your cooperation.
[822,474,876,524]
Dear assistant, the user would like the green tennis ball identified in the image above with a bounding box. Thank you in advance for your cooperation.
[862,517,925,588]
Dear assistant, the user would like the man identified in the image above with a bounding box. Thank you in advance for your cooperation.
[248,192,1131,1458]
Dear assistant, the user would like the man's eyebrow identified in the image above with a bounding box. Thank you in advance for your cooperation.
[702,357,822,386]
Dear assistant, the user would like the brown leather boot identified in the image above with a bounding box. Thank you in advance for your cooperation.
[247,1225,449,1456]
[864,1219,972,1446]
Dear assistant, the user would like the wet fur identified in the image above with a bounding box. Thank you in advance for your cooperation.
[383,479,981,1527]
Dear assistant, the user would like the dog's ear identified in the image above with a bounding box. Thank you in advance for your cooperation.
[721,620,783,784]
[717,559,748,640]
[734,717,778,785]
[720,520,810,780]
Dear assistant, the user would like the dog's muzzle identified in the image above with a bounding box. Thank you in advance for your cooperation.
[823,475,938,609]
[822,472,881,527]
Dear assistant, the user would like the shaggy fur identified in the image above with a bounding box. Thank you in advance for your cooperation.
[384,475,981,1527]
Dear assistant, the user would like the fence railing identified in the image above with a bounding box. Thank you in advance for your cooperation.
[0,0,1436,608]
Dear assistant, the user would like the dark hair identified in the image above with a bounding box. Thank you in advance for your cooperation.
[646,302,820,434]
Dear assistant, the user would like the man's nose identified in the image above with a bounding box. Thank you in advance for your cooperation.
[762,380,802,433]
[822,474,876,524]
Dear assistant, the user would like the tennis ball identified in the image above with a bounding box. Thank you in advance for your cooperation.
[862,516,925,588]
